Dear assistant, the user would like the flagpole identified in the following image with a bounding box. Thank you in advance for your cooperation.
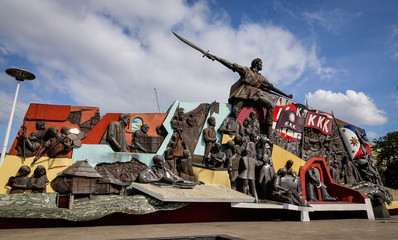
[0,68,35,167]
[0,81,21,167]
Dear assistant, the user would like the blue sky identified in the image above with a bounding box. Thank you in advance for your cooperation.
[0,0,397,151]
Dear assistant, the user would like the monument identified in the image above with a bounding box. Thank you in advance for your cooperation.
[0,33,393,226]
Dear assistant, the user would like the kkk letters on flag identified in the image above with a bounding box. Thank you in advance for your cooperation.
[339,125,364,160]
[293,103,315,118]
[304,111,333,135]
[276,109,305,133]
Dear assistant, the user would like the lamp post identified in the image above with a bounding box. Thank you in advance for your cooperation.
[0,68,35,167]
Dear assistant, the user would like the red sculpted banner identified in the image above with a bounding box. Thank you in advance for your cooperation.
[304,112,333,135]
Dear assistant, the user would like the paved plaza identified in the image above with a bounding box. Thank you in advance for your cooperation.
[0,215,397,240]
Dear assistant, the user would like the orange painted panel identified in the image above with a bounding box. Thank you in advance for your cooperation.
[8,103,168,155]
[25,103,71,121]
[9,103,99,156]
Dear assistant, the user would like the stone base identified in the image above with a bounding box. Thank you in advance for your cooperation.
[308,199,375,221]
[231,199,375,222]
[131,183,255,203]
[232,201,314,222]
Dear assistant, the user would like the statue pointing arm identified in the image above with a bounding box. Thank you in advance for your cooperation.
[204,52,246,75]
[173,32,293,137]
[206,50,293,99]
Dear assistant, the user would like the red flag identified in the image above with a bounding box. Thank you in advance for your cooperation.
[304,112,333,135]
[273,104,296,122]
[276,110,305,133]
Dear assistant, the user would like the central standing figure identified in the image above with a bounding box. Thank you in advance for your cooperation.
[173,32,293,137]
[205,55,293,137]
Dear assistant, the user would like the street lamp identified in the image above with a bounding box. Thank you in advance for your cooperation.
[0,68,35,167]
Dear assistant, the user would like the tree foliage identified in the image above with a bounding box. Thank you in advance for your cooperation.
[375,131,398,188]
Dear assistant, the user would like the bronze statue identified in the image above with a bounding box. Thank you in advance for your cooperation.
[164,134,178,174]
[7,165,31,193]
[242,117,253,144]
[227,145,242,190]
[271,167,309,206]
[18,131,41,158]
[29,165,49,193]
[249,111,260,137]
[245,134,258,158]
[202,116,217,164]
[32,126,74,164]
[305,167,338,201]
[218,107,244,137]
[256,138,275,199]
[342,155,361,184]
[17,120,45,158]
[171,107,185,136]
[101,114,131,152]
[215,56,292,120]
[131,123,150,153]
[138,155,198,187]
[33,121,46,145]
[178,149,195,181]
[224,140,235,169]
[283,160,297,178]
[173,32,292,138]
[207,142,226,168]
[239,148,260,202]
[355,154,383,186]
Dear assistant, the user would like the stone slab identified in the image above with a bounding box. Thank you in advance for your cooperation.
[231,200,374,222]
[131,183,255,203]
[309,198,375,220]
[231,202,314,212]
[231,201,314,222]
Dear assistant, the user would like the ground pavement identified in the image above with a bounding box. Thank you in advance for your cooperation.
[0,215,398,240]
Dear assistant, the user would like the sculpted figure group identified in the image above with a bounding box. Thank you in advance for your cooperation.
[202,107,280,203]
[271,160,308,206]
[138,155,198,187]
[16,120,85,165]
[300,126,383,187]
[7,165,49,193]
[200,105,341,206]
[17,120,45,158]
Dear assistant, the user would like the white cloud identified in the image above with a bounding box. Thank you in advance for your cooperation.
[302,8,358,35]
[0,1,334,117]
[389,25,398,61]
[306,89,388,126]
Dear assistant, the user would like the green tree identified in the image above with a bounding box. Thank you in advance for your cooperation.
[375,131,398,188]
